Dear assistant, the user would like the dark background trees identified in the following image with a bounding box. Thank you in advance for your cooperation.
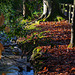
[0,0,73,23]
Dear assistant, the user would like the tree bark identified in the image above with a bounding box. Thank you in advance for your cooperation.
[38,0,64,21]
[49,0,62,20]
[70,0,75,47]
[38,0,51,20]
[26,0,63,24]
[26,0,51,24]
[23,0,25,18]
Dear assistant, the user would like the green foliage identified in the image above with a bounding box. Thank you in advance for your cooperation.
[0,2,14,25]
[54,16,65,21]
[31,46,42,60]
[25,0,43,20]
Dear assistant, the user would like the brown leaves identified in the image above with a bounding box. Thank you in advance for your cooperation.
[0,43,4,51]
[56,68,61,71]
[71,67,75,71]
[0,43,4,59]
[30,21,75,75]
[0,13,4,27]
[2,73,6,75]
[17,37,25,43]
[5,26,10,33]
[37,67,48,74]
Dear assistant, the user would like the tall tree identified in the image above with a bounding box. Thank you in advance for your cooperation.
[23,0,26,18]
[31,0,63,22]
[69,0,75,47]
[39,0,51,19]
[29,0,52,23]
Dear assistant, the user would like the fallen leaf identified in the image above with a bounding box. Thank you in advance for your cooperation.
[0,13,4,26]
[5,26,10,33]
[0,43,4,59]
[2,73,6,75]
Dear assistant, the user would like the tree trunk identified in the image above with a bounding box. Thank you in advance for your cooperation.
[38,0,64,21]
[49,0,64,20]
[26,0,64,24]
[23,0,25,18]
[38,0,51,20]
[70,0,75,47]
[27,0,52,24]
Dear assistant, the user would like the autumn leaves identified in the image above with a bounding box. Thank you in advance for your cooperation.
[0,13,10,33]
[0,43,4,59]
[0,13,5,59]
[0,13,4,27]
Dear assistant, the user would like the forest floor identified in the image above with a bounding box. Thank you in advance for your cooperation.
[1,20,75,75]
[28,20,75,75]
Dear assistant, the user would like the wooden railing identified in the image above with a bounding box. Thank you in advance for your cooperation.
[59,3,74,23]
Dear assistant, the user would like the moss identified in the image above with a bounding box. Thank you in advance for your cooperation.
[67,43,73,48]
[31,47,42,60]
[33,47,41,54]
[24,21,39,30]
[54,16,65,21]
[25,25,36,30]
[38,31,50,37]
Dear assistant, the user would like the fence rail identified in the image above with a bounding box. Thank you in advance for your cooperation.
[59,3,74,23]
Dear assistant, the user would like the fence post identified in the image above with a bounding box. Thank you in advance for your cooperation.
[59,3,74,23]
[71,5,74,23]
[69,4,72,23]
[64,4,68,16]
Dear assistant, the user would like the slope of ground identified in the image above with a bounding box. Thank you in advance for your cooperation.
[29,20,75,75]
[17,20,75,75]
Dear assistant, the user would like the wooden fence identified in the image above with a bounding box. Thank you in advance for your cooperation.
[59,3,74,23]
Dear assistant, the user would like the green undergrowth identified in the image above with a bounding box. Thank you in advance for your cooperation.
[20,30,50,44]
[17,20,50,43]
[16,21,53,58]
[54,16,65,21]
[31,46,42,60]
